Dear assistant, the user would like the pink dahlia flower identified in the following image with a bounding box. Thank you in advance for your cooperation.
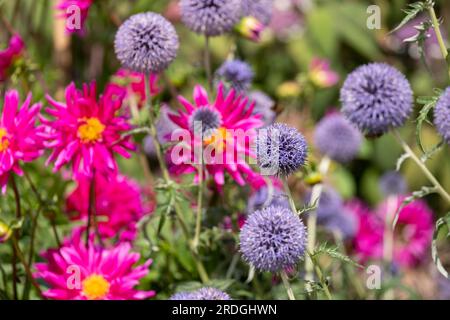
[42,82,135,178]
[0,34,24,82]
[309,58,339,88]
[56,0,94,34]
[168,84,264,189]
[0,90,44,193]
[351,197,434,267]
[110,69,159,108]
[66,174,154,241]
[34,230,155,300]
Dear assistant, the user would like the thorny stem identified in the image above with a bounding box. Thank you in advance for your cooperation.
[304,157,330,296]
[280,270,296,300]
[144,74,210,283]
[392,129,450,206]
[309,252,333,300]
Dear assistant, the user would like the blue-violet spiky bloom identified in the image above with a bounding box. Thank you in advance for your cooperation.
[240,205,307,272]
[215,59,254,94]
[322,209,358,240]
[241,0,274,26]
[193,287,231,300]
[340,63,413,137]
[257,123,308,177]
[248,90,276,126]
[434,87,450,145]
[314,113,362,163]
[169,292,197,300]
[114,12,179,73]
[180,0,242,36]
[379,171,407,196]
[306,186,343,223]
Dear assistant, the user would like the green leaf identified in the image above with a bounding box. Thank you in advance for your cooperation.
[396,153,410,171]
[312,243,363,269]
[390,1,428,34]
[432,212,450,278]
[420,140,445,163]
[416,90,442,154]
[392,186,438,228]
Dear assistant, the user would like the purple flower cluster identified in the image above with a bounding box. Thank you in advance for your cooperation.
[240,206,307,272]
[379,171,407,196]
[215,59,254,93]
[114,12,179,73]
[248,90,276,126]
[170,287,231,300]
[340,63,413,137]
[241,0,274,26]
[434,87,450,145]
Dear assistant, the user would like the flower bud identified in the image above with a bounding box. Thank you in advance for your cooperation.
[235,16,265,42]
[0,220,12,243]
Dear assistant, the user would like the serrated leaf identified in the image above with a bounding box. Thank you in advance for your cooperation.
[420,140,444,163]
[392,186,438,228]
[312,243,363,268]
[416,92,441,154]
[390,1,428,34]
[396,153,411,171]
[432,213,450,278]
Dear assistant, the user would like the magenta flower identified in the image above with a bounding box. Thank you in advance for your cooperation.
[0,90,44,193]
[168,84,264,189]
[56,0,94,34]
[351,197,434,267]
[66,174,154,241]
[42,82,135,178]
[34,230,155,300]
[309,58,339,88]
[110,69,159,108]
[0,34,24,82]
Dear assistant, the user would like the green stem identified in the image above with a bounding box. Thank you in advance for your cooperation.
[392,129,450,205]
[310,253,333,300]
[428,4,448,60]
[280,270,296,300]
[193,162,204,249]
[144,74,209,284]
[282,178,298,215]
[10,176,20,300]
[205,36,213,91]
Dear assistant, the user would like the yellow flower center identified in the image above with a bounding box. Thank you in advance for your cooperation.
[0,128,10,152]
[82,274,110,300]
[77,117,105,144]
[203,127,228,151]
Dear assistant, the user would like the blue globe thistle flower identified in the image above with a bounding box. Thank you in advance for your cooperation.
[322,209,358,240]
[314,113,362,163]
[193,287,231,300]
[340,63,413,137]
[188,106,222,137]
[379,171,407,196]
[114,12,179,73]
[169,292,197,300]
[215,59,254,93]
[248,90,276,126]
[240,205,307,272]
[306,186,343,223]
[242,0,274,26]
[257,123,308,177]
[434,87,450,145]
[180,0,242,36]
[247,185,289,213]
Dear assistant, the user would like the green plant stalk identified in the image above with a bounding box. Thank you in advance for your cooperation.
[392,129,450,205]
[280,270,296,300]
[304,156,330,295]
[282,178,298,215]
[10,176,21,300]
[144,74,210,284]
[205,36,212,91]
[193,161,204,249]
[428,4,448,60]
[310,253,333,300]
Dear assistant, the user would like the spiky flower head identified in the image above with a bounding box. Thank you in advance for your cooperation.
[241,0,274,26]
[215,59,254,94]
[240,205,307,272]
[306,186,343,223]
[434,87,450,145]
[248,90,276,126]
[379,171,407,196]
[169,292,197,300]
[257,123,308,177]
[180,0,242,36]
[340,63,413,137]
[169,287,231,300]
[314,112,362,163]
[114,12,179,73]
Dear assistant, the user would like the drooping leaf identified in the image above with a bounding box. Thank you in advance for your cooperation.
[392,186,438,228]
[432,212,450,279]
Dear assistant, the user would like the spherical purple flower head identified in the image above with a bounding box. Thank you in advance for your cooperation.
[322,209,358,240]
[257,123,308,177]
[314,113,362,163]
[248,90,276,126]
[192,287,231,300]
[242,0,274,26]
[306,186,343,223]
[240,206,307,272]
[434,87,450,145]
[169,291,198,300]
[189,106,222,137]
[114,12,179,73]
[215,59,254,94]
[180,0,242,36]
[379,171,407,196]
[340,63,413,137]
[247,185,289,213]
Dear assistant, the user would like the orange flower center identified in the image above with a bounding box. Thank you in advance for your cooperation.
[77,117,105,143]
[82,274,110,300]
[0,128,10,152]
[203,127,228,151]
